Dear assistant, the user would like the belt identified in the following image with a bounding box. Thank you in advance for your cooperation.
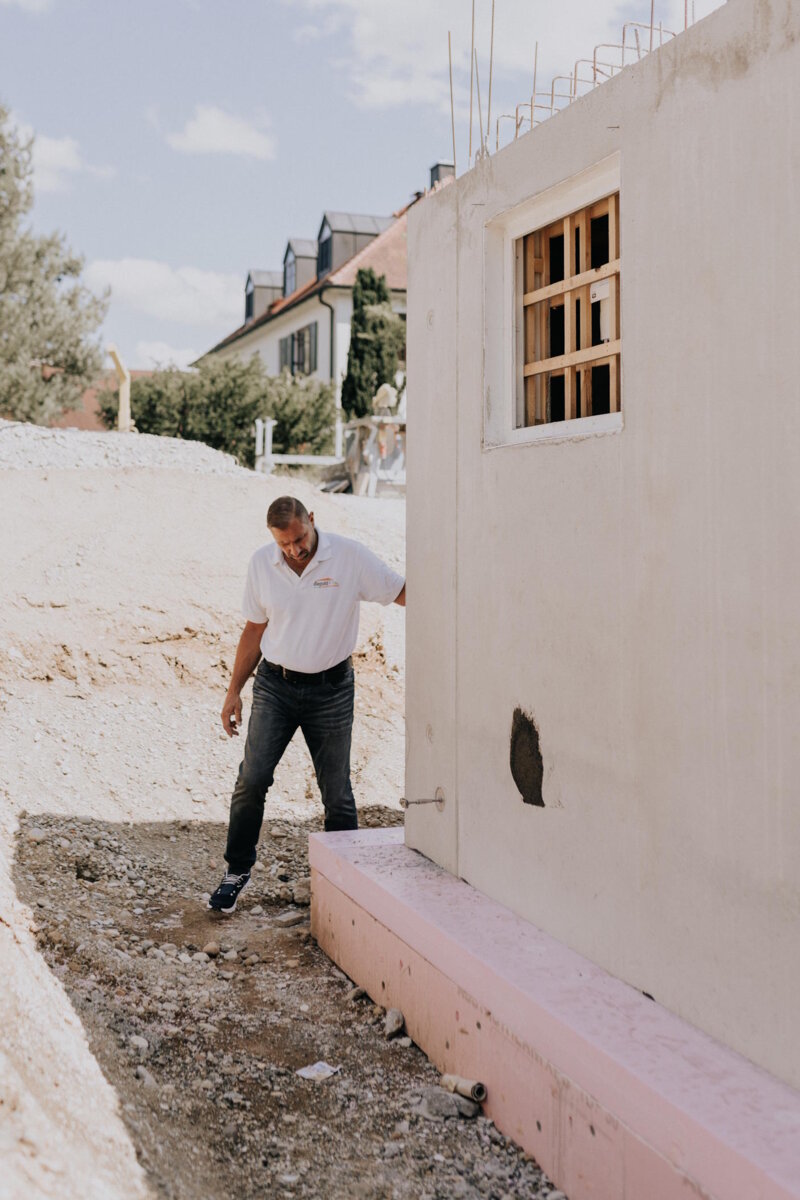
[263,657,351,686]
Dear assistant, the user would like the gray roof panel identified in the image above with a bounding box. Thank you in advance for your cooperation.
[285,238,319,260]
[247,269,283,288]
[319,212,394,237]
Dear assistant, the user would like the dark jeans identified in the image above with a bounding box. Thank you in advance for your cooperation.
[224,658,357,873]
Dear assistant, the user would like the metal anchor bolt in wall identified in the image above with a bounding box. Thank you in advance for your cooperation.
[399,787,445,812]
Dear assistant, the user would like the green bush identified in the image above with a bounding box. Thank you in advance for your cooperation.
[264,370,335,456]
[99,357,335,467]
[98,366,191,439]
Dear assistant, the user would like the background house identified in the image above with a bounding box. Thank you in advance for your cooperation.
[197,166,459,454]
[200,204,417,455]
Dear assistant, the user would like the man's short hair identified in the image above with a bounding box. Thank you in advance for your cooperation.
[267,495,310,530]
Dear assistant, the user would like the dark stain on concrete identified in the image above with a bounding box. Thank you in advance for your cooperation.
[652,0,798,112]
[510,707,544,807]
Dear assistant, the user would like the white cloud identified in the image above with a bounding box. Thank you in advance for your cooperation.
[31,133,83,192]
[85,258,242,328]
[293,23,322,42]
[291,0,725,113]
[14,117,116,193]
[134,341,199,370]
[165,105,277,161]
[0,0,51,12]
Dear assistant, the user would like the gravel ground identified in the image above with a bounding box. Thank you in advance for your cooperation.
[14,810,562,1200]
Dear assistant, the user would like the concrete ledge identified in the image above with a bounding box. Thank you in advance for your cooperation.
[310,829,800,1200]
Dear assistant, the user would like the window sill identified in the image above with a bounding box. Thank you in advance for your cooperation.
[485,410,623,450]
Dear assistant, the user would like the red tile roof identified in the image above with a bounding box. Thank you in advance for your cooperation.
[329,209,408,289]
[202,205,411,358]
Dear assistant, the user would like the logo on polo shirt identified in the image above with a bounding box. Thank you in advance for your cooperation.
[313,577,339,588]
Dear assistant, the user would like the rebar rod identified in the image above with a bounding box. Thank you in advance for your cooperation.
[486,0,496,143]
[468,0,475,163]
[448,30,457,177]
[474,49,485,153]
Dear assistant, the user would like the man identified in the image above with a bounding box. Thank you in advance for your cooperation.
[208,495,405,914]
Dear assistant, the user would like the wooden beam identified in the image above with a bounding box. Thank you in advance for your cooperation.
[579,283,591,354]
[524,304,536,365]
[524,235,543,292]
[525,376,537,426]
[523,259,620,307]
[523,340,621,378]
[581,364,592,417]
[564,365,575,420]
[608,273,618,342]
[575,209,588,274]
[564,213,575,280]
[588,196,611,220]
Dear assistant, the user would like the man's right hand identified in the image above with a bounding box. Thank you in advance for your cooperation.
[221,691,243,737]
[221,621,267,738]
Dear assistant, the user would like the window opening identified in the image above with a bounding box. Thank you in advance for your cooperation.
[318,234,332,277]
[284,252,297,297]
[517,192,620,427]
[280,322,318,377]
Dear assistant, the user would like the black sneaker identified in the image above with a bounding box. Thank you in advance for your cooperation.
[208,871,250,914]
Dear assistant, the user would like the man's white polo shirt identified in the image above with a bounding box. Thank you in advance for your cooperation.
[241,528,404,673]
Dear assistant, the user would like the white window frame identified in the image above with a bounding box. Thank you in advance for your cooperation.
[483,153,622,449]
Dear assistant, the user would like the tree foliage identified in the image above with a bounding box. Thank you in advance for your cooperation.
[341,267,405,420]
[262,369,335,458]
[0,104,108,424]
[99,357,335,467]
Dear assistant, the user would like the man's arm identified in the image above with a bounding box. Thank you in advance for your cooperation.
[393,584,406,607]
[221,620,268,737]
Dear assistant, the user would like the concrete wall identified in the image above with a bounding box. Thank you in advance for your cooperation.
[406,0,800,1090]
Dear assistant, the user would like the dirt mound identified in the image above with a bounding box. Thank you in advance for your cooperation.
[0,419,248,473]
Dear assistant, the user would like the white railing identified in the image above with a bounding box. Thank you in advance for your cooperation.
[254,417,344,475]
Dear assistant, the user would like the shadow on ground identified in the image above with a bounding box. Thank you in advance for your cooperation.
[13,810,556,1200]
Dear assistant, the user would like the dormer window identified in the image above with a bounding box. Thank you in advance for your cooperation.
[245,277,254,323]
[284,251,296,297]
[318,221,332,278]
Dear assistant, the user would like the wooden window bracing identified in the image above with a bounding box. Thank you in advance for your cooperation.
[519,192,620,427]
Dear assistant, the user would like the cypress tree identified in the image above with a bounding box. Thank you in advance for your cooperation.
[341,267,404,420]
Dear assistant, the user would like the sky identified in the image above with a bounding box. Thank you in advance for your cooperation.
[1,0,724,370]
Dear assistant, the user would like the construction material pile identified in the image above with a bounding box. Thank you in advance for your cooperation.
[0,418,248,473]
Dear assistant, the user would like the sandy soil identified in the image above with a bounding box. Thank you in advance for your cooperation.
[0,447,559,1199]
